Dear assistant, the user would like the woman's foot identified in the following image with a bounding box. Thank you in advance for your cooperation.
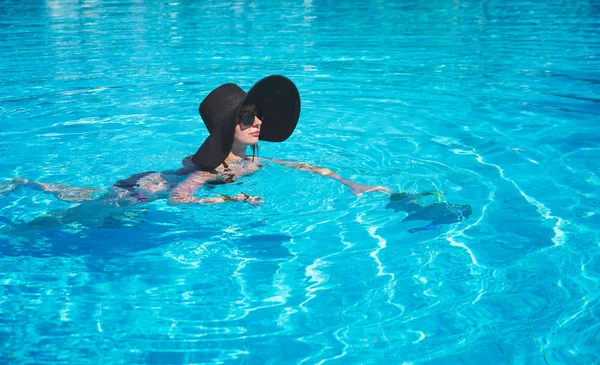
[0,178,26,196]
[0,182,16,196]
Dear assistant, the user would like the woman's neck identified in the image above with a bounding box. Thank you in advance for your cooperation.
[226,144,248,162]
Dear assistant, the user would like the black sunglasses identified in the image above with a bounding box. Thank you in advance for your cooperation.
[237,106,264,126]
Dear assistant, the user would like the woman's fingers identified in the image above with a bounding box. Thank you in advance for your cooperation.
[367,186,392,194]
[230,193,263,205]
[350,185,391,196]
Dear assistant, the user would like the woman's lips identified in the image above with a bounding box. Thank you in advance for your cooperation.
[250,132,260,137]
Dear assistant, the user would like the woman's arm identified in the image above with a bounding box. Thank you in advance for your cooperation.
[168,171,222,204]
[267,158,390,196]
[168,171,263,205]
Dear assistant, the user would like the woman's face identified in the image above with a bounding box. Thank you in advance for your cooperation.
[233,104,262,146]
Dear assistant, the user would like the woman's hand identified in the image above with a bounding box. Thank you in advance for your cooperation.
[349,184,391,196]
[228,193,263,205]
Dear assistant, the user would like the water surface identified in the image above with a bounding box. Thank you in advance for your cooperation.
[1,0,599,364]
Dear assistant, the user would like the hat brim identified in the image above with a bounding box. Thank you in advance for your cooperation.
[191,124,235,170]
[244,75,301,142]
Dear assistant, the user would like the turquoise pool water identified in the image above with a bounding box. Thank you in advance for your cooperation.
[1,0,599,363]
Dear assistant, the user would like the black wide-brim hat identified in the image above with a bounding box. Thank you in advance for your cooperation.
[191,75,300,170]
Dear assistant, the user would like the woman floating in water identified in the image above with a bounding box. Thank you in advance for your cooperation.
[168,75,389,204]
[2,75,472,233]
[1,76,389,230]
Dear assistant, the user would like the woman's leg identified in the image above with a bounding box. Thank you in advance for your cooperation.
[0,178,99,202]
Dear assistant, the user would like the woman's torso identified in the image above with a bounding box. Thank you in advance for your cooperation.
[107,156,263,204]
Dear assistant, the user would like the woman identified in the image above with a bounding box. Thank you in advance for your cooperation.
[0,76,388,229]
[168,75,389,205]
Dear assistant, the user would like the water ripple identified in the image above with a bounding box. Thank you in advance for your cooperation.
[1,0,600,363]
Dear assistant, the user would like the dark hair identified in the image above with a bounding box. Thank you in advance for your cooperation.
[251,144,259,161]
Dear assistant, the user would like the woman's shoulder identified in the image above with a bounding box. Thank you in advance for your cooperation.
[175,156,218,175]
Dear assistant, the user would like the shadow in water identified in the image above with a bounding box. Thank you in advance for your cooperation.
[385,192,472,233]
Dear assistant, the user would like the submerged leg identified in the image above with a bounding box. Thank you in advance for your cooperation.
[0,214,62,238]
[3,178,100,202]
[3,189,146,234]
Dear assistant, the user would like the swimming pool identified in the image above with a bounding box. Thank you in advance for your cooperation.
[1,0,599,363]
